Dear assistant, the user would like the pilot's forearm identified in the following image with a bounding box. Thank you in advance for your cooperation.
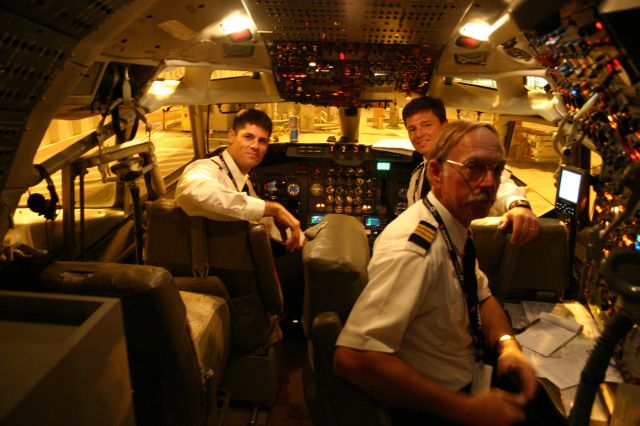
[494,171,527,215]
[479,296,514,349]
[333,347,470,417]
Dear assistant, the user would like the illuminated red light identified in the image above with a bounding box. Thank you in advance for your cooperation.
[227,29,252,42]
[613,58,622,68]
[455,36,481,49]
[339,52,345,60]
[595,21,604,31]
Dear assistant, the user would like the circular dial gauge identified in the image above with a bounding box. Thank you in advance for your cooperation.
[310,182,324,196]
[287,183,300,197]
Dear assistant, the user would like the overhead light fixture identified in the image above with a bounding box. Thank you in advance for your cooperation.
[147,79,180,99]
[221,14,253,42]
[459,21,491,41]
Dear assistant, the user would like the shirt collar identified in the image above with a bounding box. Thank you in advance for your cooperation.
[221,149,249,190]
[426,192,468,255]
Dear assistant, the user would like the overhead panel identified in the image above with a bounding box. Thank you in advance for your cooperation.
[0,0,132,194]
[247,0,472,106]
[4,0,134,40]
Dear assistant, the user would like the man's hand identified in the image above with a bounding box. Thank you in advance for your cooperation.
[460,388,527,426]
[498,207,539,245]
[496,342,538,402]
[265,201,302,251]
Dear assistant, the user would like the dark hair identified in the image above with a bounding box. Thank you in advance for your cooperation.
[232,108,273,136]
[402,96,447,124]
[428,120,502,163]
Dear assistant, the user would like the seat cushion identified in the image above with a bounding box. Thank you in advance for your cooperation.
[179,291,230,389]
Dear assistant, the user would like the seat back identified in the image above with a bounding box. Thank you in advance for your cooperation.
[144,198,284,405]
[39,261,206,426]
[145,198,282,355]
[302,214,370,338]
[471,217,570,302]
[469,217,508,290]
[302,214,391,426]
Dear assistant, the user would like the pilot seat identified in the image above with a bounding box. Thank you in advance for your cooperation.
[470,217,570,302]
[144,198,284,410]
[37,261,229,426]
[301,213,391,426]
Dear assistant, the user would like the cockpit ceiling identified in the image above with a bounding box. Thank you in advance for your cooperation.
[246,0,474,107]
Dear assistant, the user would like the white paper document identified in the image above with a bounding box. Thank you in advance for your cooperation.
[516,312,583,356]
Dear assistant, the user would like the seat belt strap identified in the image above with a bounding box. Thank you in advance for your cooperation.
[189,216,209,277]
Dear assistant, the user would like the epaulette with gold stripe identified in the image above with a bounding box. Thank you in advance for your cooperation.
[408,220,437,250]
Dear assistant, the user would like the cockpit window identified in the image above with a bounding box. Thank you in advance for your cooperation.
[19,116,118,209]
[450,77,497,89]
[524,76,550,91]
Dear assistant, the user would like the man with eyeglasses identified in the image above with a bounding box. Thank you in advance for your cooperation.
[403,96,539,245]
[335,120,538,425]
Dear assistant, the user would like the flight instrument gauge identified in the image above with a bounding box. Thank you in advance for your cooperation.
[286,183,299,197]
[310,182,324,196]
[394,202,408,216]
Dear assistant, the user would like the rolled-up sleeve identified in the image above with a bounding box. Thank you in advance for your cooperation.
[490,169,526,216]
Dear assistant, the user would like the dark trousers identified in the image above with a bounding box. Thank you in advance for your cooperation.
[389,383,471,426]
[389,379,567,426]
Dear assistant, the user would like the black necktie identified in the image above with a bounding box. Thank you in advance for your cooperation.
[419,163,430,199]
[462,235,483,356]
[241,183,249,194]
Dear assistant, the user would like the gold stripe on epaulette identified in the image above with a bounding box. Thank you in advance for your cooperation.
[408,220,437,250]
[414,224,436,241]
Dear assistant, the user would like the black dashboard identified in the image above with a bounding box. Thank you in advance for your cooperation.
[250,142,419,241]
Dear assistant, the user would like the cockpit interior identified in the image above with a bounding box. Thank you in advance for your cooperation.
[1,0,639,425]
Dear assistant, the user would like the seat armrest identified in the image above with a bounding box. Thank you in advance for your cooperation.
[311,312,391,426]
[248,222,283,315]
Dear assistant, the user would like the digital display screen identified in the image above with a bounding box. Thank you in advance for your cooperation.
[557,168,583,204]
[376,161,391,171]
[365,216,381,227]
[310,214,325,224]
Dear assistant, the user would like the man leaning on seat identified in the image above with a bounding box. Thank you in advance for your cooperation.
[175,108,305,333]
[403,96,539,245]
[334,120,538,426]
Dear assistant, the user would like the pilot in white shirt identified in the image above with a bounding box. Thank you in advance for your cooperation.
[175,109,302,250]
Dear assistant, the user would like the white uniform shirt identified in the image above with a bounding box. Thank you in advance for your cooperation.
[407,159,526,216]
[175,150,281,242]
[337,192,492,390]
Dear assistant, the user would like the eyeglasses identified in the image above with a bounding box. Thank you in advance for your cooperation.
[445,159,506,185]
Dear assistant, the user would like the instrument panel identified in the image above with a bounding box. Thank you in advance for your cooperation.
[250,142,416,242]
